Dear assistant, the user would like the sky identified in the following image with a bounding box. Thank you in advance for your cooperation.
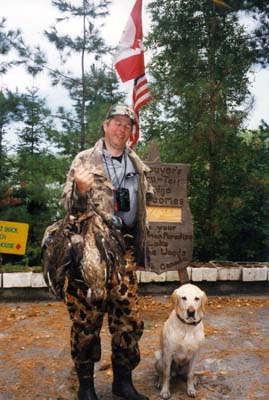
[1,0,269,130]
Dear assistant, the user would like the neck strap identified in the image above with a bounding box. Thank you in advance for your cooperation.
[103,150,127,190]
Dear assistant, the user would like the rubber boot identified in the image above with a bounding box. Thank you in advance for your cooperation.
[112,366,149,400]
[77,363,99,400]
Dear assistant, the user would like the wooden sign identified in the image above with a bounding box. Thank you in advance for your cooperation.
[145,163,193,274]
[0,221,29,255]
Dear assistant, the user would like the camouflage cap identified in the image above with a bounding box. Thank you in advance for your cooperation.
[105,104,137,124]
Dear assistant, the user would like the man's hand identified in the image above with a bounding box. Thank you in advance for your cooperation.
[74,167,94,195]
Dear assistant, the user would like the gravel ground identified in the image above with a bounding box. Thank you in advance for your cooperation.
[0,293,269,400]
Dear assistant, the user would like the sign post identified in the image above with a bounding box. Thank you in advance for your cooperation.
[145,158,193,280]
[0,221,29,255]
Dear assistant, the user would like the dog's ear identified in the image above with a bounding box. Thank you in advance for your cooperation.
[171,289,178,308]
[201,292,208,312]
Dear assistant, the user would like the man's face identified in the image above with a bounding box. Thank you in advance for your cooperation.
[103,115,133,152]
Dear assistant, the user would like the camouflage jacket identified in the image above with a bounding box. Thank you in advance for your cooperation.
[62,138,154,267]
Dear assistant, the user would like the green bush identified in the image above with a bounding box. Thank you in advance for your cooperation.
[0,263,42,273]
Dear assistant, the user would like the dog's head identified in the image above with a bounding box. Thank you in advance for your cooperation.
[171,283,207,324]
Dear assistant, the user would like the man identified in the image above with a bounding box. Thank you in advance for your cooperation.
[61,104,154,400]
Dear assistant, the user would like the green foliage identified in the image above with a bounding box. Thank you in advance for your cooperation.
[44,0,117,151]
[0,263,42,273]
[230,0,269,66]
[0,18,25,74]
[144,0,269,261]
[0,89,22,179]
[53,65,125,156]
[0,17,46,76]
[0,152,65,266]
[15,87,57,155]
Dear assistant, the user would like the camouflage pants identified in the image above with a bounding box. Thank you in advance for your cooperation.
[63,246,144,374]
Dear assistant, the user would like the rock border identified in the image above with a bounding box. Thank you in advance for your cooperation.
[1,262,269,288]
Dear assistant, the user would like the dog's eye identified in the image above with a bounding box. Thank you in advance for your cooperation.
[181,296,187,301]
[195,297,200,301]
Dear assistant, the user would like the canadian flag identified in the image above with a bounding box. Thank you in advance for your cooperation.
[114,0,145,83]
[114,0,153,147]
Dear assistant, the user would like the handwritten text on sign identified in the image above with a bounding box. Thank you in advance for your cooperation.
[0,221,29,255]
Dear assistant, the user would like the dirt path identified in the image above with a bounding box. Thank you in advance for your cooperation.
[1,294,269,399]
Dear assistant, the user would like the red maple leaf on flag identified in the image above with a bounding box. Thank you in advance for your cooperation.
[114,0,145,83]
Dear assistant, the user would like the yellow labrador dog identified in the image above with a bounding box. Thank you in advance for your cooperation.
[155,283,207,399]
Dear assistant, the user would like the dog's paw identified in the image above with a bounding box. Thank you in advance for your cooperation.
[160,389,171,399]
[187,387,197,397]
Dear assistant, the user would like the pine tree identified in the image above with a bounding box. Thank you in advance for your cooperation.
[44,0,122,151]
[15,86,56,155]
[146,0,254,259]
[0,90,21,181]
[231,0,269,66]
[0,18,25,74]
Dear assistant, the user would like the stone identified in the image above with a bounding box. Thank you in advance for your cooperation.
[242,267,268,282]
[3,272,32,288]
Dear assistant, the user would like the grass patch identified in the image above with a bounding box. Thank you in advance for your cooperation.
[0,264,42,273]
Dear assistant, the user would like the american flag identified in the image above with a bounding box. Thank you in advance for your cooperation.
[131,74,153,147]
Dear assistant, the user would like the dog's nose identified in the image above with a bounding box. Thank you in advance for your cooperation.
[187,306,195,318]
